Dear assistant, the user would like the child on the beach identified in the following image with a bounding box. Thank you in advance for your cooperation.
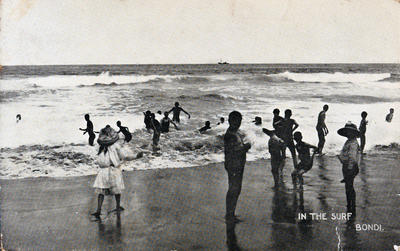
[291,131,318,189]
[116,121,132,143]
[386,108,394,122]
[224,111,251,222]
[337,122,360,217]
[263,128,285,188]
[91,125,125,219]
[359,111,368,154]
[79,114,96,146]
[16,114,21,123]
[168,102,191,123]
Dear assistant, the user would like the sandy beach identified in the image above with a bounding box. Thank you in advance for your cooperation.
[1,152,399,250]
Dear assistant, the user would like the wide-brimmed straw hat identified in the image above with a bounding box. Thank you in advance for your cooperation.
[97,125,119,146]
[337,121,360,138]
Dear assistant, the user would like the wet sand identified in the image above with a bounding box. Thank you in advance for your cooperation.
[1,153,399,250]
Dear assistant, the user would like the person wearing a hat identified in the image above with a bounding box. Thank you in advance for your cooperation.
[263,128,285,188]
[91,125,125,219]
[252,116,262,126]
[337,122,360,218]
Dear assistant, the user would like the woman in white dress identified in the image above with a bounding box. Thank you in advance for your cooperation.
[91,125,125,218]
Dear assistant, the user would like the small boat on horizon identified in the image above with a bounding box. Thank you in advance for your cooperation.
[218,60,229,65]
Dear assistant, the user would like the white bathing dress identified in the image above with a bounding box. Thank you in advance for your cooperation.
[93,143,126,195]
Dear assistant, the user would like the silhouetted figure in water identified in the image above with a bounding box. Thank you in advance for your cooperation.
[359,111,368,154]
[116,121,132,143]
[279,109,299,167]
[168,102,190,123]
[263,128,285,188]
[217,117,225,125]
[337,122,360,218]
[386,108,394,122]
[272,108,285,157]
[143,110,152,131]
[150,113,161,149]
[252,116,262,126]
[160,112,178,133]
[199,121,211,133]
[316,104,329,155]
[16,114,21,123]
[79,114,95,146]
[291,132,318,189]
[224,111,251,222]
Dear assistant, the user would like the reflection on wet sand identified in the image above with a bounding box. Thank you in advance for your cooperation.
[226,221,242,251]
[97,212,124,250]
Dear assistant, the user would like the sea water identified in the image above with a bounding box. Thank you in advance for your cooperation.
[1,64,399,178]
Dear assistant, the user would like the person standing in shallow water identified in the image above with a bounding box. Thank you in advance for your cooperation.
[224,111,251,222]
[116,121,132,143]
[79,114,96,146]
[279,109,299,167]
[272,108,285,157]
[168,102,190,123]
[337,122,360,218]
[359,111,368,154]
[263,128,285,188]
[316,105,329,155]
[160,112,178,133]
[386,108,394,122]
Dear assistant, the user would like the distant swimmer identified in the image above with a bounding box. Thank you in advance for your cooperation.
[143,110,152,131]
[359,111,368,154]
[116,121,132,143]
[386,108,394,122]
[316,104,329,155]
[252,116,262,126]
[280,109,299,167]
[16,114,22,123]
[168,102,190,123]
[79,114,96,146]
[291,131,318,189]
[224,111,251,222]
[263,128,285,188]
[217,117,225,125]
[199,121,211,133]
[160,112,178,133]
[150,113,161,149]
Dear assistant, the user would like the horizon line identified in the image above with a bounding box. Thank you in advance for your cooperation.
[2,62,400,67]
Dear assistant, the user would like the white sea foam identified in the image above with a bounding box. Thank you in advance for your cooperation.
[269,71,391,83]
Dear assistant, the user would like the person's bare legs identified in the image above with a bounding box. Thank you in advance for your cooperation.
[92,194,104,218]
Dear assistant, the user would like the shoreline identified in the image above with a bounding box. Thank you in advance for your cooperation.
[1,153,399,250]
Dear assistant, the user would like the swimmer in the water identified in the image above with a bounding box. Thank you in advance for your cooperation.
[160,112,178,133]
[16,114,22,123]
[116,121,132,143]
[168,102,190,123]
[252,116,262,126]
[217,117,225,125]
[386,108,394,122]
[199,121,211,133]
[79,114,96,146]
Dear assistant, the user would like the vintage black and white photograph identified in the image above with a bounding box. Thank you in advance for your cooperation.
[1,0,399,250]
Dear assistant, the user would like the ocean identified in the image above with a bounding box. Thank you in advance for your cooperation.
[1,64,399,179]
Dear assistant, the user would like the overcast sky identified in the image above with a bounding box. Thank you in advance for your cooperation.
[1,0,400,65]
